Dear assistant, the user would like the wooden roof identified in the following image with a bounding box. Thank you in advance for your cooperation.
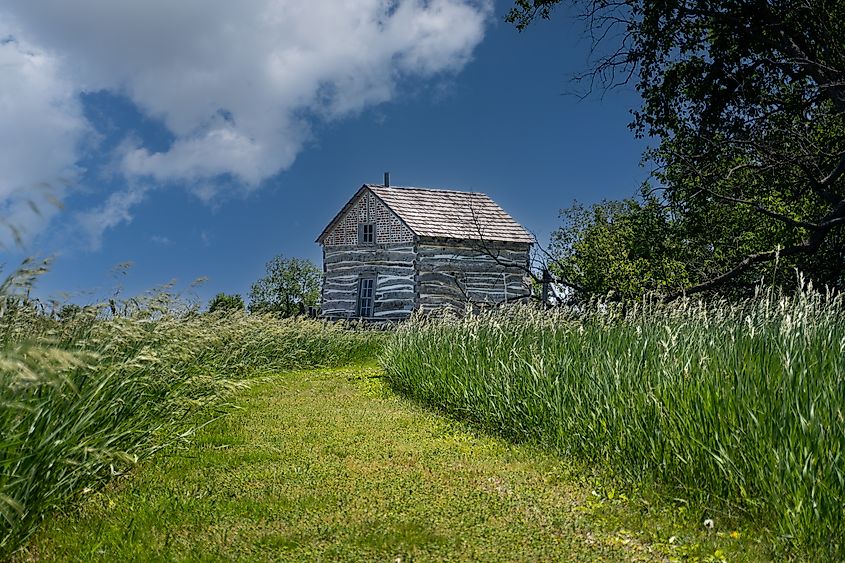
[316,184,534,244]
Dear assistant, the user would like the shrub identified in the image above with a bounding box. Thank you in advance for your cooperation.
[207,292,244,314]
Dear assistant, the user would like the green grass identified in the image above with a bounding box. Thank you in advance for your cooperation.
[18,366,762,562]
[0,285,384,558]
[381,291,845,560]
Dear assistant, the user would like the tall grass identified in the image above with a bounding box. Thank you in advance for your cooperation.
[0,270,383,557]
[382,290,845,558]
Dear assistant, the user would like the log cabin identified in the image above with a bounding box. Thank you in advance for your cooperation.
[316,178,534,320]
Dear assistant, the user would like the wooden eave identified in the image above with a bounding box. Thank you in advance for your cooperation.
[416,235,533,249]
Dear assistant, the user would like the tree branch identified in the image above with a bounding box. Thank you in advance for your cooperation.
[664,239,819,301]
[697,187,821,230]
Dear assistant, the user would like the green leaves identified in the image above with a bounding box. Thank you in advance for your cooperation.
[248,255,321,317]
[549,194,692,299]
[207,293,244,314]
[513,0,845,295]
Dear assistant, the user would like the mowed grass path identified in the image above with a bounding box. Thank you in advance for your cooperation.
[22,367,760,562]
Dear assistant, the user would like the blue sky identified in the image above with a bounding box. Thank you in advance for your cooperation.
[0,0,648,306]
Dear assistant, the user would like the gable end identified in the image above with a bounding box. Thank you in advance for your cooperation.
[318,186,414,246]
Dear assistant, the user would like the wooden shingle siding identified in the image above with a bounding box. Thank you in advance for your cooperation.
[321,243,416,320]
[368,186,534,244]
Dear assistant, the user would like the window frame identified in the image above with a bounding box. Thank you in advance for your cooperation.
[357,276,376,318]
[358,222,376,245]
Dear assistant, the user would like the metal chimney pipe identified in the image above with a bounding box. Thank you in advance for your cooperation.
[384,171,390,187]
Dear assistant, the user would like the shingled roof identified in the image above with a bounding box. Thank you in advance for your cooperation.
[317,184,534,244]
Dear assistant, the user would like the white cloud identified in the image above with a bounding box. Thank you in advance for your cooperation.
[0,32,89,246]
[75,185,150,250]
[2,0,492,200]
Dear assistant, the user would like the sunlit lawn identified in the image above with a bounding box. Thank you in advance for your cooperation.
[20,366,764,562]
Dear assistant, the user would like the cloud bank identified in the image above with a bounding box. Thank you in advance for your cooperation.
[0,32,89,246]
[0,0,492,245]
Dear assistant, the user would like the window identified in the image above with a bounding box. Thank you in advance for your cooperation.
[358,222,375,245]
[357,277,375,317]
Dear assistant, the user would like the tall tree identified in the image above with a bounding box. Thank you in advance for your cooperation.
[550,194,695,299]
[510,0,845,296]
[249,256,321,316]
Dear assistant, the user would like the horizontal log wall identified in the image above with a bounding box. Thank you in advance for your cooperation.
[416,240,532,313]
[321,243,416,320]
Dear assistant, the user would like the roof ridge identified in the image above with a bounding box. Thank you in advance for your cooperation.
[366,184,489,196]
